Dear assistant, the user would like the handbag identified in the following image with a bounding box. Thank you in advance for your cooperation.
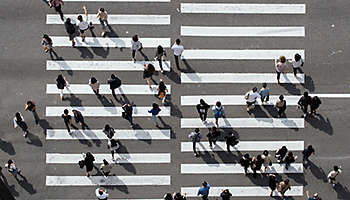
[78,160,85,168]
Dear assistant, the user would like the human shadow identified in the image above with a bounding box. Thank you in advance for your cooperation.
[249,105,270,118]
[285,173,308,186]
[164,95,182,118]
[116,142,137,175]
[71,130,93,147]
[305,114,333,135]
[130,124,151,144]
[98,95,115,107]
[106,25,119,38]
[76,47,94,59]
[89,29,110,58]
[164,69,181,84]
[180,59,195,73]
[0,169,18,198]
[280,83,301,95]
[38,119,53,136]
[302,75,315,92]
[305,161,328,182]
[334,183,350,199]
[16,174,36,194]
[26,132,43,147]
[0,138,16,155]
[158,116,175,139]
[197,143,219,164]
[66,93,83,108]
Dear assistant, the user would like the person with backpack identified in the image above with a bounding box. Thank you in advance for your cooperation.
[25,100,39,125]
[131,35,143,62]
[310,96,321,115]
[306,191,321,200]
[196,99,210,122]
[108,138,120,161]
[268,174,277,196]
[157,79,168,104]
[95,188,109,200]
[207,127,220,149]
[83,152,95,177]
[225,132,239,152]
[275,56,289,84]
[188,128,202,157]
[164,193,173,200]
[289,53,304,77]
[212,101,225,127]
[298,91,312,118]
[245,87,261,112]
[103,124,115,139]
[275,146,288,163]
[302,144,315,163]
[122,103,134,127]
[259,83,270,104]
[64,18,76,47]
[13,112,28,138]
[327,165,342,187]
[240,153,251,175]
[220,189,232,200]
[173,192,187,200]
[275,95,287,118]
[56,74,68,100]
[251,154,264,177]
[197,181,210,200]
[4,159,22,179]
[148,103,161,127]
[89,77,100,96]
[42,34,58,60]
[107,74,122,99]
[155,45,167,73]
[143,64,155,88]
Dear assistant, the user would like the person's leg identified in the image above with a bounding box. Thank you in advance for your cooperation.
[192,141,197,156]
[276,71,281,83]
[60,89,64,100]
[203,112,207,121]
[32,110,39,124]
[152,115,158,126]
[64,121,71,133]
[215,117,219,127]
[146,77,151,87]
[226,142,230,152]
[99,18,106,36]
[111,89,116,99]
[111,150,115,160]
[261,96,265,103]
[54,5,64,21]
[199,113,204,121]
[158,57,164,72]
[244,166,248,175]
[208,138,213,148]
[127,115,134,126]
[293,68,297,76]
[174,55,180,69]
[132,50,136,61]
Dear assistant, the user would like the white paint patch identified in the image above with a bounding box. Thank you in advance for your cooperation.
[61,0,170,2]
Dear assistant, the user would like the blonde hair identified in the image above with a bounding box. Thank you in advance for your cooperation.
[279,56,286,63]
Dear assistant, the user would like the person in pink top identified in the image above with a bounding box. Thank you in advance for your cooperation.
[49,0,64,21]
[97,8,108,37]
[275,56,289,84]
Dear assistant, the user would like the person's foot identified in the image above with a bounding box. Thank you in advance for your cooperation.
[132,58,136,63]
[23,132,28,137]
[332,183,336,188]
[161,70,164,74]
[303,113,307,118]
[101,32,105,37]
[209,145,213,149]
[72,42,75,47]
[277,80,280,84]
[246,107,250,112]
[112,158,115,161]
[82,37,85,42]
[194,153,199,157]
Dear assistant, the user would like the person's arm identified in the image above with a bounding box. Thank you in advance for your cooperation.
[60,0,64,5]
[96,10,100,18]
[13,118,18,128]
[83,5,88,16]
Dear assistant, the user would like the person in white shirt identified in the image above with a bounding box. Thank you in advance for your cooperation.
[97,8,108,37]
[13,112,29,137]
[245,87,261,112]
[100,159,112,177]
[275,56,289,84]
[77,6,93,42]
[131,35,143,62]
[327,165,342,187]
[171,39,184,69]
[188,128,201,157]
[95,188,109,200]
[289,53,304,77]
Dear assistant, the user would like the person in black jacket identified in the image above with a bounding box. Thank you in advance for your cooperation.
[310,96,321,115]
[122,103,134,127]
[107,74,121,99]
[240,153,251,175]
[72,109,87,129]
[298,91,312,118]
[103,124,115,139]
[220,189,232,200]
[83,152,95,177]
[64,18,76,47]
[61,109,72,133]
[251,154,264,177]
[284,152,296,170]
[196,99,210,122]
[268,174,277,196]
[275,146,288,163]
[207,127,220,149]
[225,132,239,152]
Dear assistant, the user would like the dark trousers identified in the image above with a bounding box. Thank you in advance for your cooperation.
[132,48,142,59]
[293,67,303,76]
[126,115,134,125]
[199,112,207,121]
[261,95,269,102]
[157,57,164,71]
[277,107,286,117]
[64,121,71,133]
[276,71,281,81]
[208,138,216,147]
[301,105,308,115]
[174,55,180,69]
[31,110,40,124]
[201,195,208,200]
[54,4,64,21]
[93,89,99,95]
[192,141,197,155]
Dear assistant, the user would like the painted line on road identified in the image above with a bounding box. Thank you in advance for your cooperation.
[46,176,171,186]
[181,73,304,84]
[58,0,170,2]
[181,118,304,128]
[181,3,306,14]
[46,106,170,117]
[46,129,171,140]
[51,36,170,48]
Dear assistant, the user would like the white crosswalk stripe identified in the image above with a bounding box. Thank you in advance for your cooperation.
[61,0,170,2]
[181,73,304,84]
[181,118,304,128]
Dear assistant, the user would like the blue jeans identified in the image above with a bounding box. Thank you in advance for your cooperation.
[152,115,158,126]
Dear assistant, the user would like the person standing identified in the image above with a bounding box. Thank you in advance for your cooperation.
[107,74,122,99]
[220,189,232,200]
[275,56,289,84]
[49,0,64,21]
[148,103,161,127]
[155,45,167,73]
[327,165,342,187]
[251,154,263,177]
[240,153,251,175]
[72,109,87,129]
[245,87,261,112]
[289,53,304,77]
[96,8,108,37]
[268,174,277,196]
[64,18,76,47]
[171,39,184,70]
[131,35,143,62]
[310,96,321,115]
[196,99,210,122]
[56,74,68,100]
[103,124,115,139]
[83,152,95,177]
[306,191,321,200]
[4,159,22,179]
[99,159,112,178]
[25,100,39,125]
[302,144,315,163]
[13,112,28,137]
[275,95,287,118]
[122,103,134,127]
[95,188,109,200]
[259,83,270,104]
[89,77,100,96]
[197,181,210,200]
[275,146,288,163]
[77,6,92,42]
[188,128,201,157]
[284,152,296,170]
[277,179,291,198]
[61,109,72,134]
[225,132,239,152]
[108,138,120,161]
[157,79,168,104]
[143,64,155,88]
[212,101,225,127]
[298,91,312,118]
[207,127,220,149]
[262,150,272,172]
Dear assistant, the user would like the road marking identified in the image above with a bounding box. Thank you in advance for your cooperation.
[51,36,170,48]
[181,3,306,14]
[58,0,170,2]
[46,106,170,117]
[46,129,171,140]
[181,73,304,84]
[181,141,304,152]
[47,14,170,25]
[181,26,305,37]
[181,186,303,197]
[181,163,303,174]
[47,84,171,95]
[46,60,171,71]
[46,153,171,164]
[181,118,304,128]
[181,49,304,60]
[46,176,170,186]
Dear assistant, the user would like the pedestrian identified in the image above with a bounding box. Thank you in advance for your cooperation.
[143,64,155,88]
[157,79,168,104]
[173,192,187,200]
[284,152,296,170]
[131,35,143,62]
[164,193,173,200]
[148,103,161,127]
[196,99,210,122]
[298,91,312,118]
[64,18,76,47]
[155,45,167,73]
[225,132,239,152]
[327,165,342,187]
[212,101,225,127]
[103,124,115,139]
[275,56,289,84]
[259,83,270,104]
[95,188,109,200]
[4,159,22,178]
[61,109,72,134]
[107,74,122,99]
[25,100,39,124]
[289,53,304,77]
[122,103,134,127]
[83,152,95,177]
[220,189,232,200]
[310,96,321,115]
[49,0,64,21]
[207,126,220,149]
[56,74,68,100]
[42,34,58,59]
[99,159,112,177]
[96,8,108,37]
[268,174,277,196]
[13,112,28,137]
[197,181,210,200]
[89,77,100,96]
[261,150,272,172]
[108,138,120,161]
[72,109,87,129]
[77,6,93,42]
[189,128,201,157]
[275,146,288,163]
[306,191,321,200]
[245,87,260,112]
[302,144,315,163]
[275,95,287,118]
[251,154,263,177]
[240,153,251,175]
[277,179,291,198]
[171,39,184,70]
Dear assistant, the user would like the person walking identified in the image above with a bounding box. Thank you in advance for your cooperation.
[284,152,296,170]
[171,39,184,70]
[277,179,291,198]
[131,35,143,62]
[268,174,277,196]
[42,34,58,60]
[83,152,95,177]
[275,56,289,84]
[275,95,287,118]
[306,191,321,200]
[56,74,68,100]
[99,159,112,177]
[13,112,28,137]
[289,53,304,77]
[143,64,155,88]
[197,181,210,200]
[259,83,270,104]
[157,79,168,104]
[103,124,115,139]
[4,159,22,179]
[220,189,232,200]
[173,192,187,200]
[122,103,134,127]
[49,0,64,21]
[189,128,201,157]
[148,103,161,127]
[64,18,76,47]
[327,165,342,187]
[107,74,122,99]
[240,153,251,175]
[196,99,210,122]
[275,146,288,163]
[212,101,225,127]
[207,127,220,149]
[310,96,321,115]
[25,100,39,124]
[225,132,239,152]
[298,91,312,118]
[61,109,72,134]
[164,193,173,200]
[72,109,87,129]
[155,45,167,73]
[89,77,100,96]
[77,6,93,42]
[251,154,264,177]
[262,150,272,172]
[245,87,260,112]
[108,138,120,161]
[95,188,109,200]
[96,8,108,37]
[302,144,315,163]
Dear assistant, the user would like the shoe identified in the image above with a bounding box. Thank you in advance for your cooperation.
[23,132,28,137]
[101,32,105,37]
[277,80,280,84]
[132,58,136,63]
[246,107,250,111]
[72,42,75,47]
[161,70,164,74]
[209,145,213,149]
[332,183,336,188]
[82,38,85,42]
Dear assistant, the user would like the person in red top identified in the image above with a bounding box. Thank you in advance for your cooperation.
[49,0,64,21]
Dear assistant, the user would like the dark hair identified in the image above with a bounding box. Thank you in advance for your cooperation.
[159,81,166,89]
[195,128,200,133]
[90,77,97,84]
[26,101,33,105]
[77,15,83,22]
[111,74,116,79]
[152,103,159,109]
[15,112,22,122]
[200,99,207,105]
[66,18,71,23]
[304,91,309,97]
[252,87,258,92]
[263,150,268,156]
[212,126,217,131]
[164,193,172,200]
[103,159,109,165]
[307,145,313,151]
[86,152,92,157]
[57,74,64,82]
[7,159,13,165]
[294,53,301,62]
[279,95,284,100]
[175,39,181,45]
[104,124,110,130]
[288,152,293,157]
[132,35,139,42]
[262,83,267,88]
[284,179,289,184]
[216,101,221,107]
[244,153,250,159]
[64,109,69,115]
[43,34,49,39]
[281,146,287,150]
[202,181,207,187]
[279,56,286,63]
[334,165,339,171]
[257,154,262,160]
[99,190,103,195]
[157,45,164,54]
[100,8,105,12]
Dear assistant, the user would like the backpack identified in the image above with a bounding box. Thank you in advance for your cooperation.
[214,107,223,118]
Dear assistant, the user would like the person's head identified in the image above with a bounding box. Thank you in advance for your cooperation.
[43,34,49,39]
[157,45,164,54]
[175,38,181,45]
[263,150,269,156]
[99,8,105,12]
[216,101,221,107]
[7,159,13,165]
[257,154,262,160]
[98,189,104,195]
[284,179,289,184]
[104,124,110,130]
[288,151,293,157]
[57,74,64,81]
[26,101,33,105]
[313,193,319,199]
[90,77,97,84]
[307,144,313,151]
[103,159,109,165]
[64,109,69,115]
[86,152,92,157]
[262,83,267,88]
[200,99,206,105]
[194,128,200,133]
[334,165,339,171]
[244,153,250,159]
[159,80,165,87]
[132,35,139,42]
[111,74,116,79]
[77,15,83,22]
[294,53,301,62]
[72,110,77,115]
[281,146,287,150]
[252,87,257,92]
[279,56,286,63]
[202,181,207,187]
[152,103,159,109]
[212,126,217,132]
[15,112,22,121]
[164,193,172,200]
[279,95,284,100]
[223,189,229,193]
[304,91,309,97]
